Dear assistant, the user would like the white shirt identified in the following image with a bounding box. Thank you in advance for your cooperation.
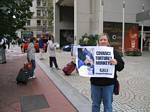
[47,40,56,57]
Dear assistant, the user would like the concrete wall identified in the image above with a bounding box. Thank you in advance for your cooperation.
[54,4,60,43]
[139,0,150,26]
[74,0,91,44]
[103,0,150,26]
[90,0,103,34]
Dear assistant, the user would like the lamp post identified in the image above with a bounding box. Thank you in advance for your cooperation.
[74,0,77,45]
[99,0,104,34]
[141,3,144,53]
[122,0,125,56]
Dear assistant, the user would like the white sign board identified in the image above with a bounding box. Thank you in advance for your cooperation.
[76,46,115,78]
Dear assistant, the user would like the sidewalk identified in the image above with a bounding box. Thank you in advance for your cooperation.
[0,47,77,112]
[1,46,150,112]
[39,50,150,112]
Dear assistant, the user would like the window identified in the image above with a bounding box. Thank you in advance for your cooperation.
[43,20,47,26]
[37,10,41,17]
[37,20,41,26]
[26,20,30,26]
[42,0,46,6]
[42,10,47,17]
[37,0,41,6]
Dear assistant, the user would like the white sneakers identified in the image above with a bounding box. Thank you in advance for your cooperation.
[32,75,36,79]
[28,75,36,79]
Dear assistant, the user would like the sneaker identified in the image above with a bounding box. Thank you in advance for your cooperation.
[56,68,61,70]
[28,77,33,79]
[32,75,36,79]
[28,76,36,79]
[50,67,53,69]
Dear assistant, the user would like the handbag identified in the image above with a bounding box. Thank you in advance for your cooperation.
[113,79,120,95]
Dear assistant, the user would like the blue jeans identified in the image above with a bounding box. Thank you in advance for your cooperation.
[30,60,36,77]
[91,84,114,112]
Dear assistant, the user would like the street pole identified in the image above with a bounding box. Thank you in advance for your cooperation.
[122,0,125,56]
[141,24,144,53]
[74,0,77,45]
[141,3,144,53]
[99,0,104,34]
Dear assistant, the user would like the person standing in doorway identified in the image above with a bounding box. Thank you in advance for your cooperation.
[47,35,60,70]
[90,33,124,112]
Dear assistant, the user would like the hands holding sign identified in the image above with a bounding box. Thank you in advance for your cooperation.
[109,59,117,65]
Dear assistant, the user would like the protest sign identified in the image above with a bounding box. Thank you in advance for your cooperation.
[76,46,115,78]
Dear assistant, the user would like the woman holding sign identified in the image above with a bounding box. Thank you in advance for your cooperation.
[90,33,124,112]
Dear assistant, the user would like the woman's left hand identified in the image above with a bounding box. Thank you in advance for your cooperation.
[109,59,117,65]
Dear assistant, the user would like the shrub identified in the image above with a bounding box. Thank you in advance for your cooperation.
[79,33,99,46]
[125,48,142,56]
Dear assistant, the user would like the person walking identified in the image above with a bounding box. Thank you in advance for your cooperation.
[47,35,60,70]
[38,36,44,60]
[90,33,124,112]
[27,38,36,79]
[0,37,6,64]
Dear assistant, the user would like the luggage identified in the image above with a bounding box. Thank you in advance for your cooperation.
[16,68,30,84]
[62,61,76,75]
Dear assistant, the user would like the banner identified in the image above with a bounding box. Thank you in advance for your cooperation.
[76,46,115,78]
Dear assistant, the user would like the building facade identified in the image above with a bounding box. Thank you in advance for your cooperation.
[17,0,52,39]
[54,0,150,51]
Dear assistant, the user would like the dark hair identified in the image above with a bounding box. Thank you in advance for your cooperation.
[30,38,34,43]
[49,34,54,42]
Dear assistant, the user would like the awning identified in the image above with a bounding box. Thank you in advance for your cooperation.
[56,0,74,6]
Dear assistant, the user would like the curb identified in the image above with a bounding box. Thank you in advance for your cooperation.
[36,55,92,112]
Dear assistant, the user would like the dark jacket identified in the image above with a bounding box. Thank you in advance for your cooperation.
[38,38,44,48]
[90,50,124,86]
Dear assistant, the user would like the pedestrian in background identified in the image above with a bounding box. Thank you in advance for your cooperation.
[27,38,36,79]
[11,39,16,47]
[38,36,44,60]
[0,37,6,64]
[90,33,124,112]
[47,35,60,70]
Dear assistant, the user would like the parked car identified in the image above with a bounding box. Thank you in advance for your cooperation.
[62,44,81,57]
[62,44,73,52]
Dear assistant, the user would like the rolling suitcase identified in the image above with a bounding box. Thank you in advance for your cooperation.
[16,68,30,84]
[62,61,76,75]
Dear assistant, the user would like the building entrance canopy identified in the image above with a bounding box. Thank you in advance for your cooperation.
[56,0,74,6]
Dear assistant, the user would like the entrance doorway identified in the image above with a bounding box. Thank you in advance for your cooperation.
[143,33,150,51]
[60,30,74,48]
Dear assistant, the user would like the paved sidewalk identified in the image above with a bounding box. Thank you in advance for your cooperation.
[38,50,150,112]
[0,47,77,112]
[1,46,150,112]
